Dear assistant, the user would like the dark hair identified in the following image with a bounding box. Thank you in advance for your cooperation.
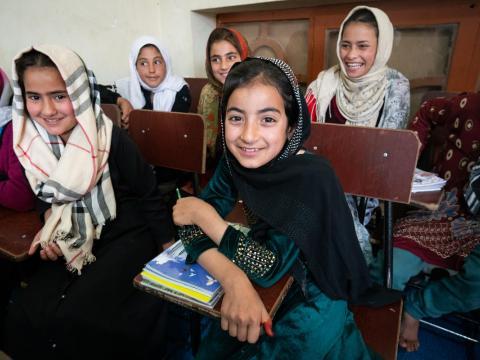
[205,28,245,90]
[15,49,57,96]
[221,58,296,128]
[137,44,161,59]
[343,9,378,38]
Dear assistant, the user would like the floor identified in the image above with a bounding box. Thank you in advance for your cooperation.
[397,314,480,360]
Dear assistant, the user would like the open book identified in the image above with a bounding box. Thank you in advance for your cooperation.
[412,168,447,193]
[134,240,293,318]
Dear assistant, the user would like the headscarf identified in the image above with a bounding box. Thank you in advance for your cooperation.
[116,35,187,111]
[0,68,13,135]
[12,44,116,274]
[220,57,371,301]
[307,5,393,126]
[206,28,249,92]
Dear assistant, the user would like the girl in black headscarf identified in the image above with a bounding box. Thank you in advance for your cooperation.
[173,57,376,359]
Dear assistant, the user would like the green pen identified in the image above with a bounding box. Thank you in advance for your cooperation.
[176,187,182,200]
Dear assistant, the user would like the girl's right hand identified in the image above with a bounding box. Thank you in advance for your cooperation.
[220,273,271,343]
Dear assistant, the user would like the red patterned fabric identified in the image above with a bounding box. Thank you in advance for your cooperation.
[393,93,480,269]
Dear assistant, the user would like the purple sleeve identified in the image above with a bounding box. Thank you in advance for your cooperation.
[0,122,35,211]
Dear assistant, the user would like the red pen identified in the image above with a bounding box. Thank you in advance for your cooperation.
[262,319,274,337]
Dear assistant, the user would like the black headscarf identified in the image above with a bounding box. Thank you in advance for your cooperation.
[220,57,371,301]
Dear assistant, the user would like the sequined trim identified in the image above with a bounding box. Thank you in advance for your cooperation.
[232,233,277,279]
[177,225,205,248]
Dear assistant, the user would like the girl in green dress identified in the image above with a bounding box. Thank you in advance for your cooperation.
[173,57,376,359]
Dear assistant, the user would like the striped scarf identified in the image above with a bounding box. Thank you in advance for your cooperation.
[12,45,116,274]
[465,163,480,216]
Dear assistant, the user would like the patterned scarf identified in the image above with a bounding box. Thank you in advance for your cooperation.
[308,5,393,126]
[116,35,187,111]
[12,44,116,274]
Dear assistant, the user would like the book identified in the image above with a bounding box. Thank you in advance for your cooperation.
[134,241,294,319]
[411,168,447,193]
[139,240,223,309]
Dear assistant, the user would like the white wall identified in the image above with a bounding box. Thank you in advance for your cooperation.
[0,0,281,84]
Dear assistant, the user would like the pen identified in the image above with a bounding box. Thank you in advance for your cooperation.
[176,187,182,199]
[262,319,274,337]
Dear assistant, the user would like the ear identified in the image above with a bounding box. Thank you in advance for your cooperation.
[287,126,295,140]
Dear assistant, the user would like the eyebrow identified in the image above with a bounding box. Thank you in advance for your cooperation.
[210,51,239,59]
[25,90,68,95]
[226,106,281,114]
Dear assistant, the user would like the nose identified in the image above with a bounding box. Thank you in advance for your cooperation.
[345,47,358,59]
[240,120,258,143]
[220,58,229,70]
[148,62,155,73]
[41,98,57,117]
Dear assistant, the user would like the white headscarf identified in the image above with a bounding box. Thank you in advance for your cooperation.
[116,35,187,111]
[307,6,394,126]
[0,68,12,129]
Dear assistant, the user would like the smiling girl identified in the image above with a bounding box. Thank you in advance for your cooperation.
[198,28,249,166]
[173,57,376,359]
[2,45,173,359]
[305,6,410,263]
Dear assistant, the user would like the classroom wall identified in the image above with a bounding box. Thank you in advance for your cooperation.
[0,0,279,84]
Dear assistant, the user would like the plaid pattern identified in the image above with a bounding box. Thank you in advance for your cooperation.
[465,163,480,216]
[12,45,116,273]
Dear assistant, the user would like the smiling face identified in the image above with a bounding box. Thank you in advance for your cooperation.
[135,45,166,88]
[225,81,290,169]
[339,22,378,78]
[210,40,241,85]
[24,66,77,143]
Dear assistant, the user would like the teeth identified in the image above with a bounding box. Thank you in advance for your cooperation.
[242,148,258,152]
[347,63,363,68]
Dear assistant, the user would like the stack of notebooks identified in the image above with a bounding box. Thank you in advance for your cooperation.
[134,240,293,318]
[138,240,223,310]
[411,168,447,193]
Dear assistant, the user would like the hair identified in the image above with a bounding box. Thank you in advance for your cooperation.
[221,58,297,128]
[342,8,379,38]
[205,28,245,90]
[137,43,162,60]
[15,49,57,96]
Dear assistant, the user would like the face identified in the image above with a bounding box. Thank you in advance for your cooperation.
[339,22,378,78]
[210,40,241,84]
[136,45,166,88]
[24,66,77,143]
[225,82,290,169]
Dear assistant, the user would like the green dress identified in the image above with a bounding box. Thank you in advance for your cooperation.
[182,160,377,360]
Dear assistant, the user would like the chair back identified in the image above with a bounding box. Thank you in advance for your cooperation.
[185,77,208,113]
[129,109,206,174]
[304,123,421,203]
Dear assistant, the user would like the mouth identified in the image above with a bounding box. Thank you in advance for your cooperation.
[237,146,262,156]
[42,118,63,124]
[345,62,364,70]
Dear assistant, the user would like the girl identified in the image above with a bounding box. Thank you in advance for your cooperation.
[173,57,376,359]
[305,6,410,263]
[0,67,34,211]
[114,35,191,125]
[198,27,248,165]
[2,45,173,359]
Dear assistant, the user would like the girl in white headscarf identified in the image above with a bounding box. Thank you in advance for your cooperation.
[305,6,410,263]
[115,36,191,119]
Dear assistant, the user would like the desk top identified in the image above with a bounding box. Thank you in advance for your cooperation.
[410,190,444,211]
[0,207,41,262]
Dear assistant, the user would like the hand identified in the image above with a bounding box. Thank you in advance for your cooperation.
[220,273,271,343]
[117,97,133,129]
[28,228,64,261]
[172,197,214,226]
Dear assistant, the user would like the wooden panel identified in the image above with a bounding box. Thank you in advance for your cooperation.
[304,123,421,203]
[185,77,208,113]
[101,103,122,127]
[129,110,206,174]
[351,299,403,360]
[0,207,41,262]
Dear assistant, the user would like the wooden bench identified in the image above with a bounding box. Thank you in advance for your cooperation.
[0,207,41,262]
[185,77,208,113]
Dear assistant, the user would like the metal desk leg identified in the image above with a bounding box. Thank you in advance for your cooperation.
[383,200,393,289]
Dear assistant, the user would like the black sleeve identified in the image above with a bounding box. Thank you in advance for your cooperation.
[97,84,121,104]
[171,85,192,113]
[110,126,174,246]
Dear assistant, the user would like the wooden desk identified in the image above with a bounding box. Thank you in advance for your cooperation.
[0,207,41,261]
[410,190,443,211]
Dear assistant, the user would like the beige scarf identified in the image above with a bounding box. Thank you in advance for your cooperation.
[12,45,116,274]
[308,5,393,126]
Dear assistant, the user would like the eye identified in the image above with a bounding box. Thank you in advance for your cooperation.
[261,116,277,125]
[227,115,243,123]
[210,57,220,64]
[228,54,239,61]
[359,44,370,49]
[54,94,68,101]
[340,43,350,49]
[154,59,163,65]
[27,95,40,101]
